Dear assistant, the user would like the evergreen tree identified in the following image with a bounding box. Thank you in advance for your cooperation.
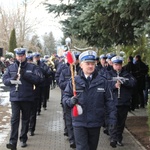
[28,35,42,54]
[9,28,17,54]
[43,32,56,55]
[44,0,150,47]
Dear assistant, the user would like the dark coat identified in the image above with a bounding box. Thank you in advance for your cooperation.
[59,63,81,91]
[63,70,117,128]
[134,60,148,90]
[37,60,52,87]
[104,68,136,106]
[123,62,137,77]
[3,60,43,102]
[55,62,67,85]
[59,64,71,91]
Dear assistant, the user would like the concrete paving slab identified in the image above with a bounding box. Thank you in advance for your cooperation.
[0,87,147,150]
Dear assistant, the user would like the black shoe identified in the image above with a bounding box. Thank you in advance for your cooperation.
[30,131,34,136]
[6,143,17,150]
[103,129,109,135]
[37,112,40,115]
[64,132,68,137]
[140,105,145,108]
[131,108,135,111]
[43,107,47,110]
[110,140,117,148]
[70,142,76,149]
[20,142,27,147]
[117,141,124,146]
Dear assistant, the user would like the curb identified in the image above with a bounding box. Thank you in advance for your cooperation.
[125,128,147,150]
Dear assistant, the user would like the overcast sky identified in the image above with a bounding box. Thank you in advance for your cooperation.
[0,0,67,40]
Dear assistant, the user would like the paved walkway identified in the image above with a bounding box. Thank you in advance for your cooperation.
[0,87,147,150]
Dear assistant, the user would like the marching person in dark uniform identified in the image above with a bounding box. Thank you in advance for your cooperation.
[59,51,81,148]
[95,56,101,71]
[105,53,116,71]
[134,54,149,108]
[63,50,117,150]
[33,52,52,113]
[3,48,43,150]
[43,58,52,102]
[55,53,70,136]
[54,54,60,70]
[55,55,66,85]
[104,56,136,147]
[26,54,44,136]
[97,54,109,135]
[97,54,108,74]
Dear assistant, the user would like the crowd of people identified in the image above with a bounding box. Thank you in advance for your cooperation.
[2,48,57,150]
[54,50,149,150]
[1,47,149,150]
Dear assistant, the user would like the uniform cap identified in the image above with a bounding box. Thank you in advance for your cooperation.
[44,55,49,59]
[111,56,123,64]
[106,53,116,59]
[26,54,33,61]
[72,51,81,59]
[79,50,97,62]
[33,52,41,57]
[99,54,107,59]
[14,48,26,56]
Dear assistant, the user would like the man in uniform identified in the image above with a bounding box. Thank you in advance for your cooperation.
[105,56,136,147]
[33,52,52,113]
[3,48,43,150]
[63,50,117,150]
[97,54,108,74]
[59,51,81,148]
[26,54,44,136]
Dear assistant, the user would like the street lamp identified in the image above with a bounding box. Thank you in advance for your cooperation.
[65,36,71,50]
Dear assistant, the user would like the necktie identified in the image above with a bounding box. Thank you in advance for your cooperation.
[87,76,91,87]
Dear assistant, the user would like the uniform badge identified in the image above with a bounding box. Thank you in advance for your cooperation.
[88,50,93,55]
[97,88,105,92]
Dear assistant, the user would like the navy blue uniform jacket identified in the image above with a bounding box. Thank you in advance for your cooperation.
[104,68,136,106]
[63,70,117,128]
[3,60,43,102]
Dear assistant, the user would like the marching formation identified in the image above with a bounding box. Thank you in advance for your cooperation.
[1,47,149,150]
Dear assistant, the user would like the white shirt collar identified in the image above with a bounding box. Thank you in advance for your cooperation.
[84,74,92,79]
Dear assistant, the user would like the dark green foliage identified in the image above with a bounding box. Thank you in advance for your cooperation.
[9,28,17,54]
[44,0,150,47]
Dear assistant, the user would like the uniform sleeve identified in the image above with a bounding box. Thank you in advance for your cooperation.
[63,80,74,108]
[55,64,63,85]
[2,67,17,86]
[59,71,69,90]
[121,74,137,88]
[22,65,44,85]
[45,65,52,78]
[104,80,117,126]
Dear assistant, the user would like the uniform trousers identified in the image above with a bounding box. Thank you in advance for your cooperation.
[37,87,42,114]
[65,106,75,144]
[110,105,129,142]
[42,86,49,109]
[62,103,68,135]
[9,101,32,147]
[73,126,100,150]
[29,99,38,133]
